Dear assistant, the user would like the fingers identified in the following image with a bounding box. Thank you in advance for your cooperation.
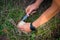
[26,8,32,15]
[31,11,37,15]
[18,26,26,32]
[26,6,30,15]
[26,5,35,15]
[17,25,25,31]
[17,22,31,33]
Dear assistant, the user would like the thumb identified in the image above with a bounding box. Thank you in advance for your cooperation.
[27,8,33,15]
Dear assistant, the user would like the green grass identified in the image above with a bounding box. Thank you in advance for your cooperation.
[0,0,60,40]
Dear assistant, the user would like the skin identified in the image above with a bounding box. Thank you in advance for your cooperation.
[26,0,43,15]
[18,0,60,33]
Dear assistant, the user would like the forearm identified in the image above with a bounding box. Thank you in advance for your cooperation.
[34,0,43,6]
[32,1,59,28]
[35,0,43,4]
[54,0,60,7]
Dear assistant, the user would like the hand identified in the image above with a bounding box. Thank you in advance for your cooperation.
[17,22,31,33]
[25,3,39,15]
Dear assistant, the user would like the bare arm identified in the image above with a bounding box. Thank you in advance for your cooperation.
[26,0,43,15]
[35,0,43,5]
[32,1,60,28]
[17,0,60,32]
[54,0,60,7]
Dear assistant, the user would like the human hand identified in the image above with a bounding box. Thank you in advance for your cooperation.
[17,22,31,33]
[25,3,39,15]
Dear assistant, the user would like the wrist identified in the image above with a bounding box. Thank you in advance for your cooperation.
[30,23,36,31]
[32,21,39,28]
[34,0,43,6]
